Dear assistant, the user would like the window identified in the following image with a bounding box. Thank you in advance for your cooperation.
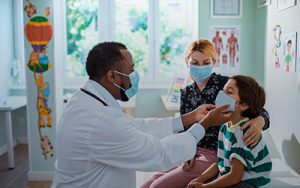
[65,0,99,78]
[10,0,26,87]
[65,0,198,86]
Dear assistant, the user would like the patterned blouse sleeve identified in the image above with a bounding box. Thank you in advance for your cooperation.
[180,88,188,115]
[260,108,270,130]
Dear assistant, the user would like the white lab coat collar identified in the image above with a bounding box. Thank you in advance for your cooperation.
[82,80,123,111]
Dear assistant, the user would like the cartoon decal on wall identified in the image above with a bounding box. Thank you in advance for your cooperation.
[24,0,37,18]
[272,25,282,69]
[282,32,297,72]
[24,1,54,159]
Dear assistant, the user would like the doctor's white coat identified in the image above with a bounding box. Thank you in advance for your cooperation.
[51,80,204,188]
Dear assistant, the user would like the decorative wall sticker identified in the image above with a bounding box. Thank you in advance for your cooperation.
[272,25,282,69]
[282,32,297,72]
[24,6,54,159]
[24,0,37,18]
[44,7,51,16]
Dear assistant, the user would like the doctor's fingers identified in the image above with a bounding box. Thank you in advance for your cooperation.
[183,158,196,171]
[197,104,216,115]
[210,105,232,125]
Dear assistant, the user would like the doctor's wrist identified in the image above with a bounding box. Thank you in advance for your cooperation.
[181,111,197,128]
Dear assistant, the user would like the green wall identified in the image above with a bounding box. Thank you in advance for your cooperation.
[198,0,266,84]
[253,5,268,85]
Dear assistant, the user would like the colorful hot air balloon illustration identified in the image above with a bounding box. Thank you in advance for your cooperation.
[25,16,53,73]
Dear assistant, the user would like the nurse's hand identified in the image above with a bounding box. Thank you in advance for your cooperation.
[200,104,232,129]
[241,116,264,146]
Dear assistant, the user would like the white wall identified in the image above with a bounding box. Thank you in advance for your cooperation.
[265,2,300,174]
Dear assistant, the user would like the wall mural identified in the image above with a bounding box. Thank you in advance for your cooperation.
[24,0,54,159]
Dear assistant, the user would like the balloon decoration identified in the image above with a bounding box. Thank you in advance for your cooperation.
[24,0,54,160]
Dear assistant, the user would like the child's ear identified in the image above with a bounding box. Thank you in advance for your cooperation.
[239,101,249,111]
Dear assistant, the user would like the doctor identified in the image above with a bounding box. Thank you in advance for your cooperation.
[51,42,231,188]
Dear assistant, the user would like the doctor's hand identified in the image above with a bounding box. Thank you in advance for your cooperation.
[181,104,216,128]
[194,104,216,122]
[182,158,196,171]
[200,104,232,129]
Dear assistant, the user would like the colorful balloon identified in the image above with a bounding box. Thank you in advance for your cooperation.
[25,16,53,53]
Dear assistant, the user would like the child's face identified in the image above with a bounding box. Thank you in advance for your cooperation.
[223,79,249,112]
[223,79,239,101]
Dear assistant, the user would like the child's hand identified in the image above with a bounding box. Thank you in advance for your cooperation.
[187,179,205,188]
[182,158,196,171]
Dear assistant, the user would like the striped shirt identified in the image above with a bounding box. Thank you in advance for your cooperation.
[217,118,272,187]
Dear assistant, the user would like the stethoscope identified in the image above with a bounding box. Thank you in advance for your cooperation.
[80,88,108,106]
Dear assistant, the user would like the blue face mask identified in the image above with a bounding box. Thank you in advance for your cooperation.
[113,71,140,101]
[215,91,235,111]
[189,64,213,83]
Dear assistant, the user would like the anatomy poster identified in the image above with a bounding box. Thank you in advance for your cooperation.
[209,25,240,74]
[281,32,297,72]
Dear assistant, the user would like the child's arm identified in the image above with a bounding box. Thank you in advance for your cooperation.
[202,158,245,188]
[196,162,219,183]
[188,162,219,188]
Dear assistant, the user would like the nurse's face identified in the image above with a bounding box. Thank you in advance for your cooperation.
[186,51,214,68]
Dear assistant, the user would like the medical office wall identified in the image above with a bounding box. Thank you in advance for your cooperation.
[197,0,266,85]
[265,1,300,173]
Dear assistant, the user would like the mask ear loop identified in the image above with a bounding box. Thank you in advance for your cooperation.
[113,71,131,91]
[114,71,129,77]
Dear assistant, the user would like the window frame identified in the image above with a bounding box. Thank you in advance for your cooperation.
[62,0,199,88]
[10,0,26,89]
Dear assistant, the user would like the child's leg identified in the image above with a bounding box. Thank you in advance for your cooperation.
[141,147,217,188]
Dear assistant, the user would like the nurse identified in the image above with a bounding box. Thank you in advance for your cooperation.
[51,42,231,188]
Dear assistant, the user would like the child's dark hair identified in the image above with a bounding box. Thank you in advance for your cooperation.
[230,75,265,119]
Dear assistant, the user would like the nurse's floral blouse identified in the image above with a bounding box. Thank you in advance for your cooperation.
[180,73,270,150]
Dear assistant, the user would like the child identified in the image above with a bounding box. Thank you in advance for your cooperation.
[187,75,272,188]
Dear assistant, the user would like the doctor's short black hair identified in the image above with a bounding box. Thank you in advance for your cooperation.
[86,42,127,80]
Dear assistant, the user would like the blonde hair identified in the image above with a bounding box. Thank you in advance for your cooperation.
[185,39,216,62]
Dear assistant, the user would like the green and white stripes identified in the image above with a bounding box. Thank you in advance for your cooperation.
[217,119,272,187]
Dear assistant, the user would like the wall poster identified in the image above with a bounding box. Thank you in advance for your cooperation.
[209,25,240,74]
